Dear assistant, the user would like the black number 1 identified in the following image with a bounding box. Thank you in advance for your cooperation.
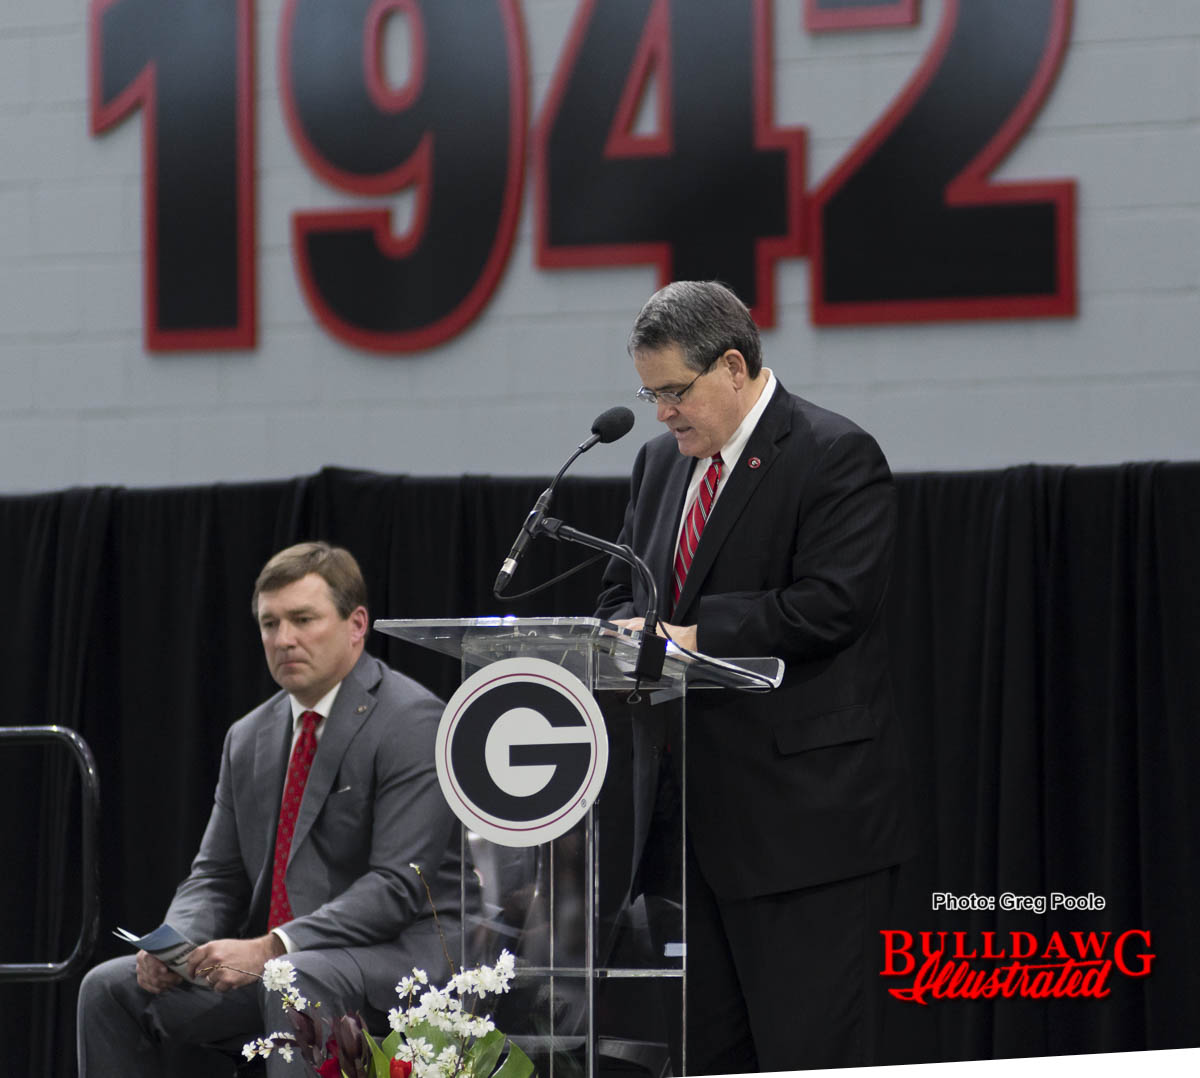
[89,0,256,350]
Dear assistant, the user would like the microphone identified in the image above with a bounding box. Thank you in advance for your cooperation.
[586,406,635,447]
[493,488,553,596]
[493,407,635,595]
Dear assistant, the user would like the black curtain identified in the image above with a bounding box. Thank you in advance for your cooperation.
[1,464,1197,1074]
[880,463,1200,1061]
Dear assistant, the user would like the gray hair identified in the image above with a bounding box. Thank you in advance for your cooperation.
[627,281,762,377]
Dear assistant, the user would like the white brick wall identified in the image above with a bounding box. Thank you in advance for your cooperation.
[0,0,1197,492]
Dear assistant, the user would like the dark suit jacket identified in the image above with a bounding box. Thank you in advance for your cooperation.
[597,380,915,901]
[164,651,462,1011]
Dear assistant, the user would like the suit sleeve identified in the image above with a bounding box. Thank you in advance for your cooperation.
[595,442,647,621]
[696,429,896,662]
[278,689,458,951]
[164,727,254,942]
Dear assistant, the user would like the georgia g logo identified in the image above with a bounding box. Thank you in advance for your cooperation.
[435,657,609,847]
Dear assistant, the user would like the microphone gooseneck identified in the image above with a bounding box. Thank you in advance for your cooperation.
[493,407,635,596]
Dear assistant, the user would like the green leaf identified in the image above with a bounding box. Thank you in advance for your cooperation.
[363,1027,392,1078]
[491,1041,534,1078]
[381,1029,401,1059]
[406,1019,451,1055]
[466,1029,505,1078]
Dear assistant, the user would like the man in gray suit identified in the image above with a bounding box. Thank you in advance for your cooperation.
[77,542,463,1076]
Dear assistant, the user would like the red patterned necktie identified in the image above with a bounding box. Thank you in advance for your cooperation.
[268,709,322,929]
[672,453,723,608]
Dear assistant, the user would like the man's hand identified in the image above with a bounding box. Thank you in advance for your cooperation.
[612,617,698,654]
[136,950,182,994]
[186,934,285,992]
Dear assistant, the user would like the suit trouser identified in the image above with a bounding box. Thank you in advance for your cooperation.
[678,853,895,1074]
[643,762,897,1073]
[76,949,379,1078]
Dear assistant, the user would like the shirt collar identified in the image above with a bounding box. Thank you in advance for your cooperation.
[714,367,776,472]
[288,681,342,730]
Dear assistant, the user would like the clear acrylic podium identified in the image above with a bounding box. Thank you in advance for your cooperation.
[375,616,782,1078]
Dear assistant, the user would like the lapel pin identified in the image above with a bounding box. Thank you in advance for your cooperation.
[748,456,762,469]
[356,705,368,714]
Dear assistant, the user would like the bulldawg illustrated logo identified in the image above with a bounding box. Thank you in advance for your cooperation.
[879,929,1155,1005]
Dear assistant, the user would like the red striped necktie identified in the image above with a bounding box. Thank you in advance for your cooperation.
[672,452,723,609]
[268,709,322,929]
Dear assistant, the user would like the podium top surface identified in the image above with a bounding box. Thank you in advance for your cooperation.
[373,616,783,693]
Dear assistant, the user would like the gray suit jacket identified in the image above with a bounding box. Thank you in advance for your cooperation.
[164,651,462,1010]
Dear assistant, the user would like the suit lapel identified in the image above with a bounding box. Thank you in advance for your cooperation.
[250,698,292,911]
[254,700,292,842]
[287,654,379,867]
[673,382,792,621]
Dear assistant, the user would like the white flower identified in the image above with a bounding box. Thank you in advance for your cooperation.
[398,1036,434,1064]
[442,1011,485,1038]
[419,986,452,1012]
[425,1010,459,1034]
[242,1034,289,1060]
[281,986,309,1011]
[262,958,297,992]
[278,1044,294,1063]
[457,949,515,997]
[466,1014,496,1037]
[386,953,515,1068]
[487,952,515,994]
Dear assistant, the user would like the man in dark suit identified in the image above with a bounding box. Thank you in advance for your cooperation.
[77,542,463,1077]
[597,282,915,1073]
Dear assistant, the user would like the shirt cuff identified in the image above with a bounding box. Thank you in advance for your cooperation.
[271,928,295,954]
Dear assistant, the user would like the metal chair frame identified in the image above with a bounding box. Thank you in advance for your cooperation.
[0,725,100,983]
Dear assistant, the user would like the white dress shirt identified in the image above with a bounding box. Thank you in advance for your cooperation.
[673,367,777,553]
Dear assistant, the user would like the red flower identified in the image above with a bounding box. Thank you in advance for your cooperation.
[317,1058,342,1078]
[390,1059,413,1078]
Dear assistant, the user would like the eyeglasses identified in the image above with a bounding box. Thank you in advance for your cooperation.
[635,352,723,405]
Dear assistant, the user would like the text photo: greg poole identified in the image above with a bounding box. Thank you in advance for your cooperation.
[931,892,1108,914]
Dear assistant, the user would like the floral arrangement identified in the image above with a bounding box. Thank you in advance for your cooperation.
[243,949,531,1078]
[243,866,534,1078]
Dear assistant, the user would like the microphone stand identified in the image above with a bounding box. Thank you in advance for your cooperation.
[538,516,667,682]
[493,420,628,597]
